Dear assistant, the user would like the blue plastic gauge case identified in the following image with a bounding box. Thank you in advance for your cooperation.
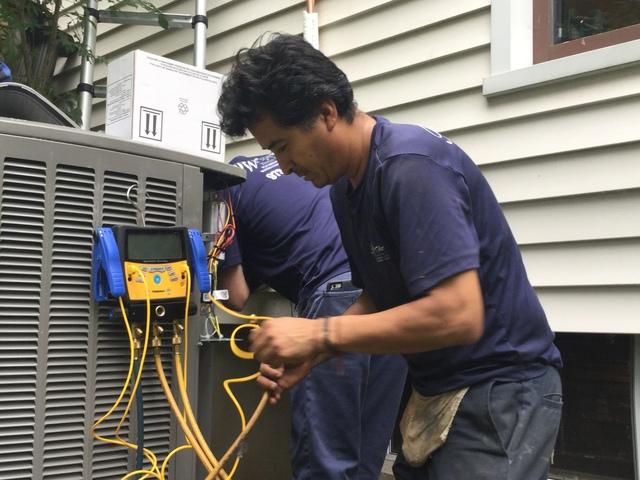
[92,226,211,322]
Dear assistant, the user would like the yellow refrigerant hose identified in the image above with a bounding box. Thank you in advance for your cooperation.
[159,268,201,477]
[93,250,267,478]
[91,267,162,480]
[112,213,273,480]
[174,349,229,479]
[203,295,274,479]
[92,296,162,478]
[181,267,191,393]
[206,391,269,480]
[142,265,234,480]
[160,444,192,479]
[119,264,225,479]
[208,293,272,322]
[153,347,221,478]
[203,197,274,476]
[114,267,159,479]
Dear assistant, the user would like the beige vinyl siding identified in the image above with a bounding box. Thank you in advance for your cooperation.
[57,0,640,333]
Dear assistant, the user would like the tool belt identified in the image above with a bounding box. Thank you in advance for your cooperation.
[399,386,469,467]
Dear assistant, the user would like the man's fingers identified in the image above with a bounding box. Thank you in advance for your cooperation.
[248,327,263,351]
[256,374,283,404]
[259,362,283,378]
[249,322,279,363]
[256,374,278,391]
[257,363,283,392]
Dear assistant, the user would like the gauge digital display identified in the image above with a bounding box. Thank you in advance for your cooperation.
[126,230,185,262]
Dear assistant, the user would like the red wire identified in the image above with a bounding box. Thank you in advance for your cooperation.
[210,194,236,260]
[227,192,236,229]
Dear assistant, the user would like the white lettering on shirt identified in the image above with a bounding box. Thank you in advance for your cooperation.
[236,159,260,172]
[266,168,284,181]
[235,155,282,181]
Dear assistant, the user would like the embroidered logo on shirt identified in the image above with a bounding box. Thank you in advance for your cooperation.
[370,242,391,263]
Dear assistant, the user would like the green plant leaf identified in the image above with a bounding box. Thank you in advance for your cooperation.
[1,0,174,119]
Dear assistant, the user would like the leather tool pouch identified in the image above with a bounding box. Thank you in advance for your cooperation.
[400,386,469,467]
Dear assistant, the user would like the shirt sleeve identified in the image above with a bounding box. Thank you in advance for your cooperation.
[377,154,480,297]
[217,231,264,292]
[218,234,242,270]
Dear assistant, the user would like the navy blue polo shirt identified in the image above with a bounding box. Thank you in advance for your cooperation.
[330,117,562,396]
[220,154,349,304]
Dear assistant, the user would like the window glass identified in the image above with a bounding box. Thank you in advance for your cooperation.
[555,0,640,43]
[534,0,640,63]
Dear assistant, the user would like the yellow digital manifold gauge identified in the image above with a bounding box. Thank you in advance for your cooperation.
[92,226,211,321]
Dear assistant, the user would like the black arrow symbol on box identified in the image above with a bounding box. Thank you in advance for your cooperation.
[206,128,211,148]
[152,116,158,136]
[145,113,150,135]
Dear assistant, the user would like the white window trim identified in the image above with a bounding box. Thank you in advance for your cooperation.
[483,0,640,97]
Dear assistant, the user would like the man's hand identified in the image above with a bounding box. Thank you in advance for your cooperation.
[257,361,316,405]
[249,317,324,364]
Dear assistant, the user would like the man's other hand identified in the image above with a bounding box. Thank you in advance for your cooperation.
[257,361,315,405]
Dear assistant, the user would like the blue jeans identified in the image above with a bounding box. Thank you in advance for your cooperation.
[393,365,562,480]
[291,273,408,480]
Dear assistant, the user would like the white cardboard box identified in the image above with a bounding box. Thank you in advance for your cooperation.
[106,50,225,162]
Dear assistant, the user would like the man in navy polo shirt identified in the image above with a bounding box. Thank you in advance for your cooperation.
[217,153,407,480]
[217,33,563,480]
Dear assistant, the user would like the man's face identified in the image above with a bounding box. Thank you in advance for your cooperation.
[249,112,339,188]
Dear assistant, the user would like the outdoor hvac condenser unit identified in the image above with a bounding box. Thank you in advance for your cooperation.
[0,117,243,479]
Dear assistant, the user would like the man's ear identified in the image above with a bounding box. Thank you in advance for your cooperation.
[319,100,339,131]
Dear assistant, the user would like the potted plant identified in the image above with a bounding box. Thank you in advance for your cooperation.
[0,0,162,120]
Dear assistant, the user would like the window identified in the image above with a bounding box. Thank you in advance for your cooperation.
[484,0,640,96]
[550,333,635,480]
[534,0,640,63]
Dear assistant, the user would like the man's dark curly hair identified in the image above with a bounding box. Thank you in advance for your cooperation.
[218,33,356,137]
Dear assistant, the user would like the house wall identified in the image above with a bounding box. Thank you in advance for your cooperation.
[54,2,640,478]
[56,0,640,329]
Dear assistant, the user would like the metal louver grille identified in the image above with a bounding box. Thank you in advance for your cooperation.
[0,128,195,479]
[145,177,178,227]
[42,165,96,479]
[91,173,179,477]
[0,159,46,480]
[102,172,139,227]
[92,171,140,479]
[142,177,178,458]
[91,305,133,480]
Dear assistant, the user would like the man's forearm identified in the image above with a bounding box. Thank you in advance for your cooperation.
[218,264,250,310]
[328,270,484,355]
